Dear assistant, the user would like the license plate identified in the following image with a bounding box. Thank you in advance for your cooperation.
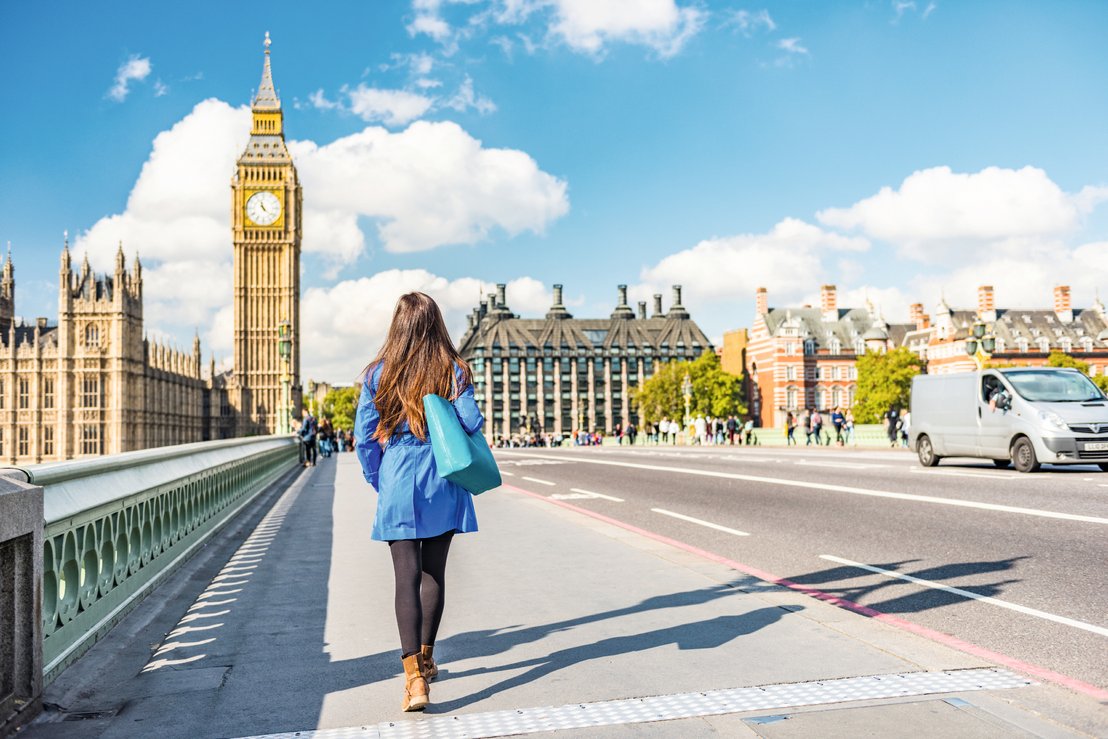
[1084,442,1108,451]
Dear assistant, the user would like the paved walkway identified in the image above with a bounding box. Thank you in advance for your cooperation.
[22,454,1104,737]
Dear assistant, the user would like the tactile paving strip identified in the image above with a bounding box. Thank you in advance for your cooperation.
[240,668,1032,739]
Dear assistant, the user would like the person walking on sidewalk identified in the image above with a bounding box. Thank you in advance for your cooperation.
[354,292,484,713]
[300,410,318,467]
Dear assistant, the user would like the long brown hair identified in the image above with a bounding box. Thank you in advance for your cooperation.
[365,292,472,443]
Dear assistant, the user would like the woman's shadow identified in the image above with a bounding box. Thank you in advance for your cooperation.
[429,605,799,713]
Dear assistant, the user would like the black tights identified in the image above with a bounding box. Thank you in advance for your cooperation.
[388,532,454,657]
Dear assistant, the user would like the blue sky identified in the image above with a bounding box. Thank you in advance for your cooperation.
[2,1,1108,380]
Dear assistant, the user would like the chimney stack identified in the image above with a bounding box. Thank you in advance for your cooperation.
[466,314,475,329]
[496,283,507,306]
[546,283,572,319]
[667,285,689,319]
[755,287,768,316]
[820,284,838,322]
[909,302,925,329]
[611,284,635,319]
[977,285,996,322]
[652,294,664,318]
[1054,285,1072,323]
[638,301,647,320]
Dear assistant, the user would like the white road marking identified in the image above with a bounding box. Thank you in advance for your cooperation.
[820,555,1108,638]
[498,451,1108,525]
[909,467,1014,481]
[794,460,880,470]
[521,476,556,486]
[499,470,515,476]
[651,508,750,536]
[570,487,624,502]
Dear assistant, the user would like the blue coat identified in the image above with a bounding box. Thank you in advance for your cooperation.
[354,363,483,541]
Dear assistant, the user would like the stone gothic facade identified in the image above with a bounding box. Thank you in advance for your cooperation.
[0,245,206,464]
[0,36,301,463]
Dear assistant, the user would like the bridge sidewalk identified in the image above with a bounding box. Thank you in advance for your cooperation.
[21,454,1100,738]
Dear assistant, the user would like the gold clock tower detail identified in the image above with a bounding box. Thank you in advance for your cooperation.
[230,33,302,435]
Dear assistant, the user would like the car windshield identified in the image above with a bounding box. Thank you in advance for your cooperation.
[1003,371,1106,403]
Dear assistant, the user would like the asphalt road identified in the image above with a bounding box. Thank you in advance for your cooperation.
[494,443,1108,692]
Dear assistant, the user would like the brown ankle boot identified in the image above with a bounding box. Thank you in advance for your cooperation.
[401,653,429,712]
[421,644,438,681]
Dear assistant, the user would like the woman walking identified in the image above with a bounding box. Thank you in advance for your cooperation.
[354,292,484,712]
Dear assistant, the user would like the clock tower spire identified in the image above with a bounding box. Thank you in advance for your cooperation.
[229,33,302,436]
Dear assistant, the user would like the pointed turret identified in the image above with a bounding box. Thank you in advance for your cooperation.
[0,242,13,334]
[250,32,284,138]
[60,231,71,273]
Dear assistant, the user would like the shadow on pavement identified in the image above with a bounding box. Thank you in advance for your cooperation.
[431,606,798,713]
[784,556,1028,615]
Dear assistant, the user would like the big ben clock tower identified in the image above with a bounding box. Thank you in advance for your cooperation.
[230,33,302,435]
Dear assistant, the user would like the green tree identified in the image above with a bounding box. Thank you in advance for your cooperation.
[1046,352,1108,393]
[853,347,924,423]
[632,350,746,425]
[321,386,360,430]
[1046,351,1089,373]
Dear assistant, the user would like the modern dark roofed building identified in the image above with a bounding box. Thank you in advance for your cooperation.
[458,283,713,441]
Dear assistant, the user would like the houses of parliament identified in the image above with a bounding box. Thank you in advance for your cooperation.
[0,36,302,464]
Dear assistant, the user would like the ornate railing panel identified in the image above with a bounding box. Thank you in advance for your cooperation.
[28,436,299,684]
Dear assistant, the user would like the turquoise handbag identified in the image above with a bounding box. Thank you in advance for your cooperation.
[423,393,502,495]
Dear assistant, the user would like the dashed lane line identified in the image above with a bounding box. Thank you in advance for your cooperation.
[820,554,1108,638]
[651,508,750,536]
[520,475,556,486]
[570,487,624,502]
[496,451,1108,525]
[499,470,515,476]
[909,467,1015,481]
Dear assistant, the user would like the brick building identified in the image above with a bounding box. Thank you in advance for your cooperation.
[745,285,914,428]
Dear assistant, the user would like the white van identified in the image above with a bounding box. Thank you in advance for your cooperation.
[910,368,1108,473]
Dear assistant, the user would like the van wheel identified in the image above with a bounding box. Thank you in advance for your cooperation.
[992,459,1010,469]
[1012,437,1040,473]
[917,435,940,467]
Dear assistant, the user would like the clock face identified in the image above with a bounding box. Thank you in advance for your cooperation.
[246,191,282,226]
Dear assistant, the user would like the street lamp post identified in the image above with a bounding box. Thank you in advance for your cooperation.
[277,321,292,435]
[681,372,693,439]
[965,320,997,369]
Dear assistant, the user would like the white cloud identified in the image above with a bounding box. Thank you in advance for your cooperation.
[309,89,341,111]
[346,85,435,126]
[637,218,870,307]
[74,100,568,360]
[913,240,1108,315]
[107,55,152,102]
[816,166,1092,260]
[776,37,808,55]
[290,120,568,253]
[545,0,705,57]
[443,76,497,114]
[724,9,776,35]
[300,271,551,381]
[153,79,169,97]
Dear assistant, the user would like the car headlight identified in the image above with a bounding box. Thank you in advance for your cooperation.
[1037,410,1068,431]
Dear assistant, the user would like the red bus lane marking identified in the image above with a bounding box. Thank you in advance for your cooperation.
[503,483,1108,702]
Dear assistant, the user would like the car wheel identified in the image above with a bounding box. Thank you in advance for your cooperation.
[1098,463,1108,472]
[1012,437,1040,473]
[992,459,1010,469]
[917,435,940,467]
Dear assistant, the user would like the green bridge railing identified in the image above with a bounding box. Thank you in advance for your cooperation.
[28,436,300,684]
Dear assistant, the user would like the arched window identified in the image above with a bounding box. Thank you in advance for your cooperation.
[85,323,100,348]
[1081,337,1093,352]
[804,339,816,356]
[847,385,856,406]
[1060,337,1072,353]
[786,386,797,410]
[831,387,842,408]
[1037,337,1050,353]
